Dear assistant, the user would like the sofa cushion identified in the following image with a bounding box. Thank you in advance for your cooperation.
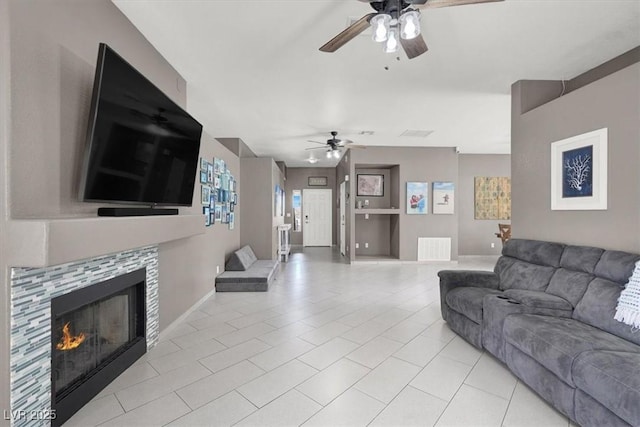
[503,314,639,387]
[546,268,594,307]
[573,351,640,427]
[502,289,572,311]
[594,250,640,284]
[497,259,556,291]
[502,239,565,267]
[215,270,272,284]
[225,245,258,271]
[445,287,502,324]
[573,278,640,346]
[560,245,604,274]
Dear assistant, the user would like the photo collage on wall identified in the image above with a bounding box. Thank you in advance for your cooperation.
[200,157,237,229]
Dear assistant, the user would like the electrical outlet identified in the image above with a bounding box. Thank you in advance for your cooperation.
[355,243,359,249]
[491,243,496,248]
[364,199,370,207]
[365,243,369,248]
[216,265,220,274]
[365,213,369,219]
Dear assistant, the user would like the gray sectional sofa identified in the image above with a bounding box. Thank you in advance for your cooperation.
[438,239,640,427]
[215,245,278,292]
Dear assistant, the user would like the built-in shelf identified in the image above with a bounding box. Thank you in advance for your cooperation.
[354,209,400,215]
[7,214,205,268]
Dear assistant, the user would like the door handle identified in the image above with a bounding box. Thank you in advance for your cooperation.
[305,215,309,224]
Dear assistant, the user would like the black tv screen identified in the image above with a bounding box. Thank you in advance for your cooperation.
[80,43,202,207]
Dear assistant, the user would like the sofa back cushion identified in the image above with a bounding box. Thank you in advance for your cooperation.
[560,245,604,274]
[546,269,594,307]
[594,250,640,284]
[502,239,565,267]
[225,245,258,271]
[573,278,640,346]
[496,258,557,291]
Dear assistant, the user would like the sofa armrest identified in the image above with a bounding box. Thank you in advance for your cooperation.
[438,270,500,319]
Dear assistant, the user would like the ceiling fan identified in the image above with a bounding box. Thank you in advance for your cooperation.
[320,0,504,59]
[306,131,365,160]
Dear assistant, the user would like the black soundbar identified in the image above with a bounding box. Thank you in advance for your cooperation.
[97,207,179,217]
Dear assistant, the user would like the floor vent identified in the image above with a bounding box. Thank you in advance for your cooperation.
[417,237,451,261]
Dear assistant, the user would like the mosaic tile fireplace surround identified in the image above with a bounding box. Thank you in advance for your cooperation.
[10,246,159,427]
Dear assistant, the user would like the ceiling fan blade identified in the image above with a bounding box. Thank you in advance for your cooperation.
[305,146,330,151]
[320,13,376,53]
[307,140,327,145]
[400,34,428,59]
[336,139,354,146]
[419,0,504,9]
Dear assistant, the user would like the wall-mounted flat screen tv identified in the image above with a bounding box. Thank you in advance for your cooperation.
[80,43,202,207]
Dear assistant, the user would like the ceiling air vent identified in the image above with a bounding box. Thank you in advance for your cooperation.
[400,130,434,138]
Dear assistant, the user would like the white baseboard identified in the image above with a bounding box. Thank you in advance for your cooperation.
[158,287,217,342]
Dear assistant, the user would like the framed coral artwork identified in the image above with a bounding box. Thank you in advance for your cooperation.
[551,128,607,210]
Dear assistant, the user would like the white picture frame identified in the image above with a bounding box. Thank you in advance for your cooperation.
[432,182,455,214]
[551,128,607,210]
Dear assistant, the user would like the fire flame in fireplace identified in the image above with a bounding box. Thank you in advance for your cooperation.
[56,322,86,351]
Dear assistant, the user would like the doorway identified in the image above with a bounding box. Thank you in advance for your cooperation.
[303,189,332,247]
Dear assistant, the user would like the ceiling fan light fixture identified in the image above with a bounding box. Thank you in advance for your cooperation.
[370,14,391,42]
[384,27,399,53]
[399,10,420,40]
[333,149,341,159]
[326,150,333,159]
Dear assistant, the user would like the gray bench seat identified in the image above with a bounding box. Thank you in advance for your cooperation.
[215,245,278,292]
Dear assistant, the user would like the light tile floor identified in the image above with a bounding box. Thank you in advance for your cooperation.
[67,248,577,427]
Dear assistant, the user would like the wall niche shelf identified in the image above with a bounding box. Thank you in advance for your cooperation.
[352,163,401,261]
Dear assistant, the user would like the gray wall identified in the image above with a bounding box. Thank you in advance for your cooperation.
[0,0,10,420]
[348,147,459,261]
[511,62,640,252]
[458,154,511,256]
[284,167,337,245]
[1,5,242,414]
[240,157,284,260]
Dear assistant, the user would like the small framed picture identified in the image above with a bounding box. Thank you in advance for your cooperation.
[230,202,234,212]
[210,211,215,225]
[308,176,328,186]
[233,193,238,204]
[229,212,235,230]
[357,174,384,197]
[203,207,211,226]
[214,204,222,221]
[200,158,208,170]
[201,185,211,205]
[213,157,221,175]
[207,164,214,183]
[200,170,208,184]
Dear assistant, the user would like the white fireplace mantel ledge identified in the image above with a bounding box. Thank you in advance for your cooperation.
[7,214,205,268]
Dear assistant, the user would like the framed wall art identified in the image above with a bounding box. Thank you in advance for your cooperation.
[357,174,384,197]
[551,128,607,210]
[308,176,328,186]
[406,182,428,214]
[474,177,511,220]
[433,182,455,214]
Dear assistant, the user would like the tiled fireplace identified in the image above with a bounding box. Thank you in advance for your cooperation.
[10,246,159,427]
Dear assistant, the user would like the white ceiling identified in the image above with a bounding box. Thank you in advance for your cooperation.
[113,0,640,167]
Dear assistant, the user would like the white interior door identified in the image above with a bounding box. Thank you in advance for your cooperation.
[303,189,332,247]
[339,182,346,255]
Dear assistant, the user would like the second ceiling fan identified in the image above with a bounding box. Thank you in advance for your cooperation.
[320,0,503,59]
